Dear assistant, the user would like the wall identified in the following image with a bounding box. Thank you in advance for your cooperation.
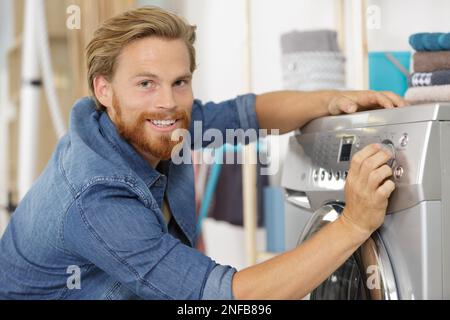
[181,0,249,102]
[367,0,450,52]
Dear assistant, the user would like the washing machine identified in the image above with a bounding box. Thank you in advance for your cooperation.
[281,102,450,300]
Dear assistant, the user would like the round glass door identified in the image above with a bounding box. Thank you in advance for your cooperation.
[298,203,398,300]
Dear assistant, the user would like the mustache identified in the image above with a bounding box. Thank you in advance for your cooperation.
[137,110,189,122]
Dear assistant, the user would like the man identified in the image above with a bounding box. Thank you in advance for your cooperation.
[0,6,405,299]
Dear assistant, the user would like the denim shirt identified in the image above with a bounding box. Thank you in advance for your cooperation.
[0,94,258,300]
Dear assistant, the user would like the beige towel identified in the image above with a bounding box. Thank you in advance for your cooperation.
[405,84,450,102]
[413,52,450,72]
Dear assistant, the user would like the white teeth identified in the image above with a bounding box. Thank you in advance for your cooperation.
[150,119,176,127]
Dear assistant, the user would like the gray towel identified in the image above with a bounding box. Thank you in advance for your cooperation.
[282,51,346,90]
[280,30,340,54]
[408,70,450,87]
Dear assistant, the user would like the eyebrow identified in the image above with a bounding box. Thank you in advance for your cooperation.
[132,72,160,80]
[131,72,192,81]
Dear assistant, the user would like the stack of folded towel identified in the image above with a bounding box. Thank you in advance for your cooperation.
[405,32,450,102]
[280,30,346,90]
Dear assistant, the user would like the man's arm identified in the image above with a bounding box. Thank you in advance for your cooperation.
[64,181,232,300]
[255,90,408,134]
[232,143,394,299]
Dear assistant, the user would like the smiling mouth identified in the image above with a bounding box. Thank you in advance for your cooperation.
[149,119,178,128]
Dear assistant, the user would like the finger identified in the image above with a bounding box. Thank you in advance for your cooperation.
[349,143,381,175]
[368,165,393,190]
[360,149,393,175]
[372,92,395,109]
[377,179,396,198]
[335,96,358,114]
[381,91,409,107]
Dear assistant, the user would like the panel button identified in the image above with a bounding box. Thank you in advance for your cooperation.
[394,166,404,179]
[335,171,341,180]
[399,133,409,147]
[313,170,319,181]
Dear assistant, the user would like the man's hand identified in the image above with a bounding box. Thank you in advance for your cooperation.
[328,90,408,115]
[255,90,409,134]
[340,143,395,238]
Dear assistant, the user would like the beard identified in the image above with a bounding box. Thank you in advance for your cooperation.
[111,93,191,160]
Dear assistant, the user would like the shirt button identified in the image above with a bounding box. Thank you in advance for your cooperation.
[155,177,167,187]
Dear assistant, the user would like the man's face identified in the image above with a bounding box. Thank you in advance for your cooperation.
[102,37,193,163]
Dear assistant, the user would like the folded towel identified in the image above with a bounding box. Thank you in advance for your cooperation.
[282,51,346,90]
[440,33,450,50]
[413,51,450,72]
[408,70,450,87]
[409,32,450,51]
[409,33,428,51]
[280,30,340,53]
[405,84,450,102]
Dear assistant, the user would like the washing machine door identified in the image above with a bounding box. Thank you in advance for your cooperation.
[298,203,398,300]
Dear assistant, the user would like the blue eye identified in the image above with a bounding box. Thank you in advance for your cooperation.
[139,80,153,88]
[174,80,187,87]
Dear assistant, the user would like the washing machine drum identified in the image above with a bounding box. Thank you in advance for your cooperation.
[298,203,398,300]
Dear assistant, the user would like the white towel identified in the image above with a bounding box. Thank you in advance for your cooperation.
[404,84,450,102]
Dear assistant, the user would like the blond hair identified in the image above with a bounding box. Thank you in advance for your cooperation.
[86,6,197,110]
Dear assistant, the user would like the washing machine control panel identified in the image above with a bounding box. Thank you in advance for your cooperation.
[310,135,403,184]
[283,120,440,213]
[303,127,410,188]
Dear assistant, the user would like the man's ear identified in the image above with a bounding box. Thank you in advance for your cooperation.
[93,75,113,109]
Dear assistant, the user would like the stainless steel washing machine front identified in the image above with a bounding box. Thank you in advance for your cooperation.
[282,103,450,300]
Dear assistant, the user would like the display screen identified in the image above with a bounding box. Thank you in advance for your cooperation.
[339,136,354,162]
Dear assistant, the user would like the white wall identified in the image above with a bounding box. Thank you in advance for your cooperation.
[182,0,249,102]
[367,0,450,52]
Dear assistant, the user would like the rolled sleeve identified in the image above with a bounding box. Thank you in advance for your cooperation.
[201,265,237,300]
[235,94,259,132]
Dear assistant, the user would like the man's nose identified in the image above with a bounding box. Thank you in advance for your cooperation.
[155,86,176,110]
